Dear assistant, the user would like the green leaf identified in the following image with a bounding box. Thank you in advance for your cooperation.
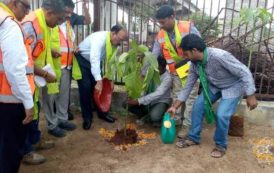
[124,71,143,99]
[143,67,154,91]
[117,63,125,78]
[258,8,272,24]
[152,70,161,85]
[137,45,149,53]
[118,52,129,63]
[143,52,158,71]
[239,8,256,25]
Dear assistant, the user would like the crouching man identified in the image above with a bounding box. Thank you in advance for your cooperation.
[128,56,172,126]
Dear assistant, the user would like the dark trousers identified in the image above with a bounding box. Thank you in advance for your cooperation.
[76,53,108,123]
[0,103,29,173]
[23,102,41,155]
[23,120,41,155]
[128,102,169,122]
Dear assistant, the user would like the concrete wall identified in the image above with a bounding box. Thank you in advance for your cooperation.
[236,99,274,127]
[70,83,274,127]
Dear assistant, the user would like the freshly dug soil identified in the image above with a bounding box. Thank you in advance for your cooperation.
[109,128,139,145]
[229,115,244,137]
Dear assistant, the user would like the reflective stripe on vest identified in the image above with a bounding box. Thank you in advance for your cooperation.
[22,22,43,51]
[0,72,35,103]
[0,8,35,103]
[21,12,45,59]
[157,21,191,73]
[59,21,74,68]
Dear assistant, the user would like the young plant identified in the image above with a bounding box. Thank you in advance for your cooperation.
[107,40,160,135]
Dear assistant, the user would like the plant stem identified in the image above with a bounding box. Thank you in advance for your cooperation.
[124,97,128,137]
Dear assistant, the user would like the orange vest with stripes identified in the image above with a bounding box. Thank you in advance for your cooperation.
[0,8,35,103]
[157,21,191,73]
[21,12,45,61]
[59,21,74,68]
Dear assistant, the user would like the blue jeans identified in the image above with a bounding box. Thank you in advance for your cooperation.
[187,91,240,149]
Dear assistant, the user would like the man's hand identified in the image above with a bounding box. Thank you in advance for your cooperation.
[45,72,56,83]
[95,80,103,95]
[166,106,177,117]
[51,49,61,58]
[128,99,139,106]
[167,100,183,117]
[23,107,34,125]
[246,95,258,110]
[73,46,79,54]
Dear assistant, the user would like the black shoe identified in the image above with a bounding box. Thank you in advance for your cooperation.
[59,121,77,131]
[98,115,116,123]
[48,127,66,138]
[82,120,92,130]
[68,111,74,121]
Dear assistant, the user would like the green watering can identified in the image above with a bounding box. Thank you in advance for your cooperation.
[160,112,176,144]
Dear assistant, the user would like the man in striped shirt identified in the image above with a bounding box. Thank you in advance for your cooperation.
[168,34,257,158]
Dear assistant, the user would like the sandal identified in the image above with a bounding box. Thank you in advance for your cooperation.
[176,138,198,148]
[210,147,226,158]
[177,135,188,140]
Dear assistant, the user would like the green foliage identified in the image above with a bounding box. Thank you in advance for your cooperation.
[107,40,160,133]
[234,7,272,68]
[183,11,220,38]
[142,52,161,91]
[108,40,160,99]
[236,8,272,26]
[124,71,143,99]
[119,40,160,99]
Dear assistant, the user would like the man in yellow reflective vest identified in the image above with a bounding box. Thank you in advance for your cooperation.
[75,25,128,130]
[48,0,82,138]
[63,0,91,121]
[152,5,200,137]
[21,0,66,165]
[0,0,34,172]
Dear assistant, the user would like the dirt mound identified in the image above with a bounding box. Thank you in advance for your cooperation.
[229,115,244,137]
[109,128,139,146]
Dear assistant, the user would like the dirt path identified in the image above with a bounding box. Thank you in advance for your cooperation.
[20,113,274,173]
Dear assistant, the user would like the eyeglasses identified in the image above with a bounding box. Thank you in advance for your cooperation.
[18,0,31,11]
[116,33,126,42]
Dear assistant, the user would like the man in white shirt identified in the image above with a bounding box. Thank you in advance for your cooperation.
[0,0,34,172]
[76,25,128,130]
